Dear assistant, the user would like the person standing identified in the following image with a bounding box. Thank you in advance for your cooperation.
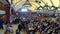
[18,22,22,32]
[0,17,4,30]
[16,29,20,34]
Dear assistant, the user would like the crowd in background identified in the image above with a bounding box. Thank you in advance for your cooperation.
[0,15,60,34]
[7,16,60,34]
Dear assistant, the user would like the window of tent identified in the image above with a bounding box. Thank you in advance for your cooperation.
[0,10,5,14]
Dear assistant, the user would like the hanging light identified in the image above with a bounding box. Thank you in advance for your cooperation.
[51,7,54,10]
[21,8,28,12]
[51,6,58,10]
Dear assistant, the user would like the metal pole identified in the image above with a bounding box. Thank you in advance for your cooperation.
[10,0,12,23]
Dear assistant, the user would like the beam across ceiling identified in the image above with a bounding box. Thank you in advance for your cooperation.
[0,2,6,10]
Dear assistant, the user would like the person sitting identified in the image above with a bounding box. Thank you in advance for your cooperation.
[28,22,35,34]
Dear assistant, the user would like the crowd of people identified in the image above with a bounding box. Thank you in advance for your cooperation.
[19,17,60,34]
[0,15,60,34]
[4,16,60,34]
[18,17,60,34]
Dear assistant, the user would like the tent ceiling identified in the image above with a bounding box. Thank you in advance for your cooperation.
[12,0,60,11]
[0,2,6,10]
[0,0,9,5]
[0,0,9,11]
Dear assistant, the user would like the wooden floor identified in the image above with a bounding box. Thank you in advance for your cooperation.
[0,24,38,34]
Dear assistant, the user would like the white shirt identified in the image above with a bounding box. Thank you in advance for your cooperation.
[7,26,13,33]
